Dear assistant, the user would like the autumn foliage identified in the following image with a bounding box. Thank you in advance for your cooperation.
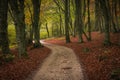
[0,47,50,80]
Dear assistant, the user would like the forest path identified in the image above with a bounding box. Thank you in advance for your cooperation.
[26,42,84,80]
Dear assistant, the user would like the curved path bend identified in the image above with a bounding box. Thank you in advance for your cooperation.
[26,42,85,80]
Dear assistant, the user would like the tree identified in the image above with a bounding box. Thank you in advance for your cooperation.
[65,0,71,43]
[99,0,111,45]
[9,0,27,57]
[87,0,91,41]
[45,22,50,37]
[0,0,10,54]
[32,0,42,47]
[75,0,83,43]
[95,0,99,31]
[25,2,34,44]
[58,7,63,37]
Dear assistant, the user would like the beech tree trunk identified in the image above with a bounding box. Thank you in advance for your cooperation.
[26,2,33,44]
[99,0,111,45]
[65,0,71,43]
[32,0,42,47]
[87,0,91,41]
[0,0,10,54]
[46,23,50,38]
[75,0,83,43]
[9,0,27,57]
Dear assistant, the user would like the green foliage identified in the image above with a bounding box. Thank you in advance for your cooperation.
[40,30,49,39]
[40,24,53,39]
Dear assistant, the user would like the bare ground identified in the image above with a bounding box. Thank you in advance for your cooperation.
[26,42,85,80]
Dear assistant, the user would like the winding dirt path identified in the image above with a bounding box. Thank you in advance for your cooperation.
[26,42,85,80]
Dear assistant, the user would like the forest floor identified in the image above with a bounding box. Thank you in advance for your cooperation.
[26,42,85,80]
[45,32,120,80]
[0,32,120,80]
[0,46,50,80]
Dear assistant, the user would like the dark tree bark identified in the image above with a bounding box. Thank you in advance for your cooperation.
[68,0,74,36]
[0,0,10,54]
[71,0,76,37]
[87,0,91,41]
[59,13,62,36]
[58,7,63,37]
[109,0,118,33]
[83,0,86,20]
[75,0,83,43]
[99,0,111,45]
[65,0,71,43]
[45,23,50,38]
[32,0,42,47]
[9,0,27,57]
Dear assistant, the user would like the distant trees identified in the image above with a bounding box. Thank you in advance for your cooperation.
[25,1,34,45]
[95,0,102,32]
[94,0,120,45]
[0,0,120,55]
[53,0,71,43]
[45,23,50,38]
[58,7,63,37]
[28,0,120,45]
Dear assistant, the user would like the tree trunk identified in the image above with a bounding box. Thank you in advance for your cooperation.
[59,14,62,36]
[32,0,42,47]
[68,0,74,36]
[95,0,100,31]
[99,0,111,45]
[65,0,71,43]
[0,0,10,54]
[9,0,27,57]
[75,0,83,43]
[87,0,91,41]
[46,23,50,38]
[83,0,86,21]
[59,7,63,36]
[71,0,76,37]
[26,2,34,44]
[110,0,117,33]
[114,0,119,31]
